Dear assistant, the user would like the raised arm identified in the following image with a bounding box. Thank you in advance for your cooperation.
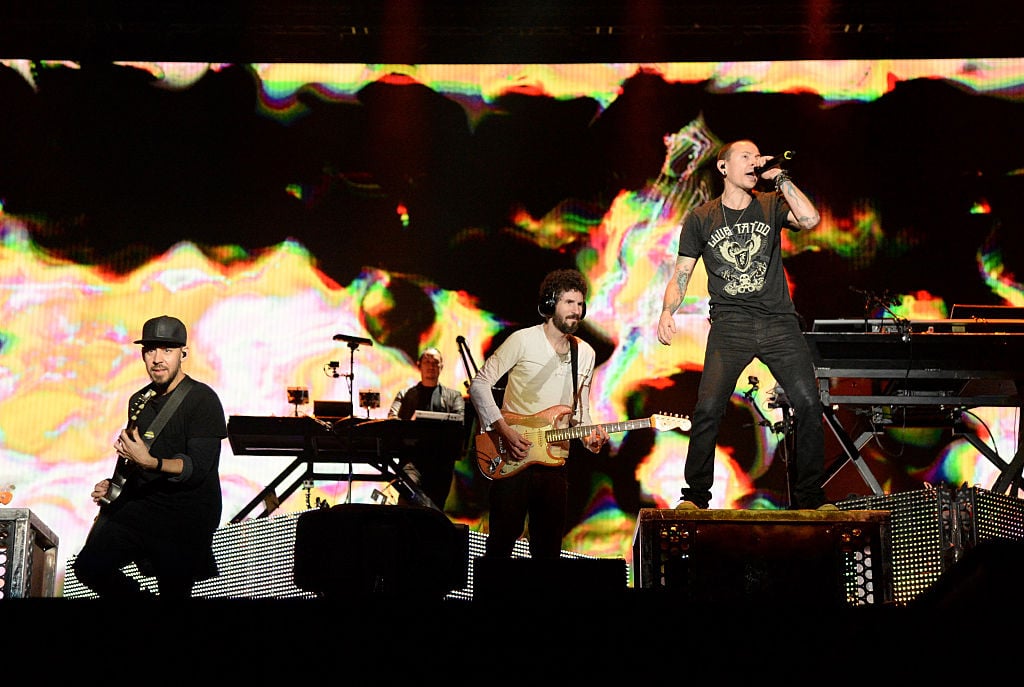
[766,167,820,231]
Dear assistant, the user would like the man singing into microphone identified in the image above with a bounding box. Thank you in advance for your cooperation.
[656,139,833,511]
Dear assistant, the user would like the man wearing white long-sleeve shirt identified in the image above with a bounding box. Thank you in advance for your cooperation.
[469,268,608,560]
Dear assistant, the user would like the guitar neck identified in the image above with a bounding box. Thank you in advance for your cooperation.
[546,417,650,442]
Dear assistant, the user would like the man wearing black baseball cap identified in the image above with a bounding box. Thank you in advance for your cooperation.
[134,314,188,347]
[74,315,228,599]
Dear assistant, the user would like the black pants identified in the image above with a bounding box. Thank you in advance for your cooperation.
[484,466,568,559]
[681,311,827,509]
[73,515,196,599]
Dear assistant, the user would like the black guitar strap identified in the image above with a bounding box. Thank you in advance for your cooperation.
[140,376,195,447]
[570,336,580,419]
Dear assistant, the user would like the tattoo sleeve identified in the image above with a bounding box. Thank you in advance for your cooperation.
[661,261,691,314]
[779,178,821,230]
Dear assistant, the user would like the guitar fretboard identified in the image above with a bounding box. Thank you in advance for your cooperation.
[546,418,651,442]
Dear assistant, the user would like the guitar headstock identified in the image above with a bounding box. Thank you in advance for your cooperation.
[651,413,692,432]
[129,388,158,422]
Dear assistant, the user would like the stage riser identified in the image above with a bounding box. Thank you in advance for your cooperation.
[632,508,892,608]
[68,487,1020,605]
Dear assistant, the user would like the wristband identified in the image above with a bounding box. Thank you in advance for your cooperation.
[154,457,163,472]
[774,171,791,192]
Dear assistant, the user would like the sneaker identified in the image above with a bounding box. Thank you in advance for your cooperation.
[817,503,839,511]
[674,500,703,510]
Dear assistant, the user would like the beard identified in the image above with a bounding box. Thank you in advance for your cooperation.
[553,313,580,334]
[147,361,179,389]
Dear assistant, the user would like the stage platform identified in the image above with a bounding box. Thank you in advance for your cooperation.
[5,571,1016,681]
[31,502,1024,679]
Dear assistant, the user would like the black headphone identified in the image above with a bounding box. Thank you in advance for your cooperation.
[537,290,586,320]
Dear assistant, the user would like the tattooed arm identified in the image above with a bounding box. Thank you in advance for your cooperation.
[657,255,698,345]
[766,168,820,231]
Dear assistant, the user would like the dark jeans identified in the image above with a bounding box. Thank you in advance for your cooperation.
[73,516,195,599]
[484,466,568,559]
[680,311,826,509]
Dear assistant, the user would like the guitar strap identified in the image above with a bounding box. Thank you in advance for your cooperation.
[569,336,580,419]
[140,376,195,448]
[91,377,197,529]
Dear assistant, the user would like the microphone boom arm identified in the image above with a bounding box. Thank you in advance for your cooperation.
[456,335,479,390]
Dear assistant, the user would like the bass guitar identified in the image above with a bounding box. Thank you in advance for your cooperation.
[475,404,691,480]
[98,388,157,507]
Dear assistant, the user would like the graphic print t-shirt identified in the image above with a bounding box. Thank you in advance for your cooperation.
[677,191,799,317]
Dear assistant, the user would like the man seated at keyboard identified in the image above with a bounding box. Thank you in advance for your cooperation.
[388,347,465,511]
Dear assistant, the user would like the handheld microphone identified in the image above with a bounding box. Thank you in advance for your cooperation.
[755,150,796,172]
[456,335,466,344]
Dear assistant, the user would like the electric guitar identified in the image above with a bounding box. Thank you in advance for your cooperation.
[98,388,157,507]
[475,404,691,480]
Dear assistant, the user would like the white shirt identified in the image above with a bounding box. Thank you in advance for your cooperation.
[468,323,597,429]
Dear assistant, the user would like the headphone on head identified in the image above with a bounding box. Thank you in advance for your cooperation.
[537,289,586,320]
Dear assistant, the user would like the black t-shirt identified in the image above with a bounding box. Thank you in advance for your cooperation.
[677,190,799,317]
[107,376,227,553]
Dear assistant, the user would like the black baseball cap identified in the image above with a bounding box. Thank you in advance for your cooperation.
[134,315,187,347]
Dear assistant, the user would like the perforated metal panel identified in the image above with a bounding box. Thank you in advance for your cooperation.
[839,485,1024,605]
[956,485,1024,547]
[838,487,958,604]
[0,509,59,599]
[64,511,314,599]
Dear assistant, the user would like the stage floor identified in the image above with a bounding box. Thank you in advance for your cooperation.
[5,587,1003,680]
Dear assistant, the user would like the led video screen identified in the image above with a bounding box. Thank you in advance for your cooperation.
[1,58,1021,593]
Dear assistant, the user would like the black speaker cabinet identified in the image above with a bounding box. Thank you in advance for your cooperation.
[293,504,468,599]
[633,508,891,608]
[473,556,627,603]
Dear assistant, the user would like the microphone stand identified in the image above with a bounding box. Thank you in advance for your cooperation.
[744,376,795,508]
[456,335,479,389]
[336,338,368,503]
[456,335,482,461]
[851,287,910,341]
[344,341,359,409]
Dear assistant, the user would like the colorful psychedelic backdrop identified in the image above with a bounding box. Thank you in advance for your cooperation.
[1,58,1022,591]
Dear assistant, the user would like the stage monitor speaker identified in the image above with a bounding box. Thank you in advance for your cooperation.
[293,504,468,599]
[473,556,627,603]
